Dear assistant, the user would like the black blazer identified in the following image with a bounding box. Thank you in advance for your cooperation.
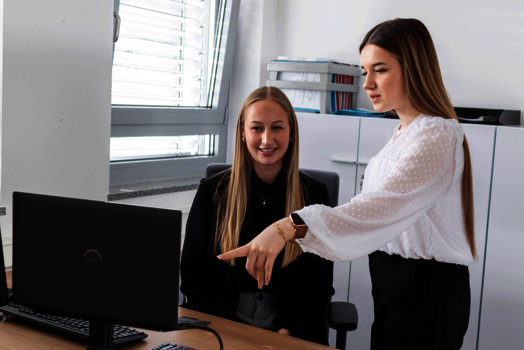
[180,169,335,345]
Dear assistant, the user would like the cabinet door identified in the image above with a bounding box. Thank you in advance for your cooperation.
[459,124,496,350]
[296,112,360,347]
[347,117,399,350]
[478,127,524,350]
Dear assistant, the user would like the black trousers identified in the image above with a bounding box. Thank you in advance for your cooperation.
[369,251,471,350]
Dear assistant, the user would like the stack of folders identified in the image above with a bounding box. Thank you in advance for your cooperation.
[275,59,359,113]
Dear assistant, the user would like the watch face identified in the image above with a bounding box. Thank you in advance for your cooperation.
[291,213,305,226]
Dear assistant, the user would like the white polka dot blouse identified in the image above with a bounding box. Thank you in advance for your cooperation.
[296,116,474,265]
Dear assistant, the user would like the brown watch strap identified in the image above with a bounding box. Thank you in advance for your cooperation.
[288,214,308,242]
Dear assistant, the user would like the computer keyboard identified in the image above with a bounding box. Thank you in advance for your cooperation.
[1,301,148,345]
[149,343,198,350]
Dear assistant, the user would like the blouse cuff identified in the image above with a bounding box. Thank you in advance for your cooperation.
[294,204,342,261]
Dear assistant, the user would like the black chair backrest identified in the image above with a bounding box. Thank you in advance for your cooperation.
[205,163,339,207]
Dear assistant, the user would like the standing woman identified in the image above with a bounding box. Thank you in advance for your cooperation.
[220,18,475,350]
[180,86,334,345]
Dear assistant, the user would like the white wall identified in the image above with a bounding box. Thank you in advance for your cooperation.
[1,0,114,267]
[277,0,524,120]
[228,0,283,163]
[230,0,524,125]
[227,0,263,162]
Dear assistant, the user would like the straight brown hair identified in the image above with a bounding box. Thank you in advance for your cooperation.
[360,18,476,258]
[216,86,305,267]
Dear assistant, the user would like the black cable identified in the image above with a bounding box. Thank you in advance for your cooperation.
[187,324,223,350]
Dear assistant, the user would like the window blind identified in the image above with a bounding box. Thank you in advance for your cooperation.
[112,0,213,107]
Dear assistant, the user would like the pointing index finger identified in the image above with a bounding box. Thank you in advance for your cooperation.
[217,245,249,260]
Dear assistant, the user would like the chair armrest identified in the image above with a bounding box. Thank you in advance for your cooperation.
[328,301,358,332]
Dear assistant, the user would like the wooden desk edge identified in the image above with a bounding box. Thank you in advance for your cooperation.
[3,270,334,349]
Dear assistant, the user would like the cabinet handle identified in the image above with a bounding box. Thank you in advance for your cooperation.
[113,12,121,43]
[330,157,357,164]
[330,157,369,165]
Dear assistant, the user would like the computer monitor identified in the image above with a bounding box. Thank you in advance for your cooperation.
[11,191,208,350]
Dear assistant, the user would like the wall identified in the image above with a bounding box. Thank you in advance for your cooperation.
[230,0,524,125]
[1,0,113,267]
[227,0,282,163]
[272,0,524,121]
[227,0,263,162]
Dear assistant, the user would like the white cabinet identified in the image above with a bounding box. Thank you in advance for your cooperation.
[478,126,524,350]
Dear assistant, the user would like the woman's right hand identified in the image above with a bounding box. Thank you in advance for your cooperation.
[217,217,295,288]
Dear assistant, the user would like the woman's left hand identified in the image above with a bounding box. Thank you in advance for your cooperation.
[218,217,295,288]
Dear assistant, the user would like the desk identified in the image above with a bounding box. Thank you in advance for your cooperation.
[1,271,333,350]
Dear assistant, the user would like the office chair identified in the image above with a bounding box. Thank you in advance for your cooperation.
[204,163,358,350]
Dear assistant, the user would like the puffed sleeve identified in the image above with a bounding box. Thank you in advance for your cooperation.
[180,179,238,320]
[296,121,459,262]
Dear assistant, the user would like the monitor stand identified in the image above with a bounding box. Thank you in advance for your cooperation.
[87,320,114,350]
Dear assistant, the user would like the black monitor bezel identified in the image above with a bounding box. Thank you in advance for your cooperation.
[12,191,182,332]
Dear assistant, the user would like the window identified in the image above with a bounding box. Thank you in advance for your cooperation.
[110,0,239,184]
[110,135,217,162]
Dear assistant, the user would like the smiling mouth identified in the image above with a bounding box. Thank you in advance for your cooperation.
[259,148,277,153]
[369,95,381,103]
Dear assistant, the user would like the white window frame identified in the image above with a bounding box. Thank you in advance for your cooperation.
[110,0,239,184]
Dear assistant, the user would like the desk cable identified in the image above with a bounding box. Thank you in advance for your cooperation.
[187,324,223,350]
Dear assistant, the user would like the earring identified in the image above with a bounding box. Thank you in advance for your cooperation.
[289,137,292,142]
[241,137,246,142]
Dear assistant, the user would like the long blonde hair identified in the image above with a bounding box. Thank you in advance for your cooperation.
[360,18,476,258]
[216,86,304,267]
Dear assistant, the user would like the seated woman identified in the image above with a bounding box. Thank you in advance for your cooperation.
[180,86,335,345]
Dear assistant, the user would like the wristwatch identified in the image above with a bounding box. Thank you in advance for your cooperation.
[288,213,308,242]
